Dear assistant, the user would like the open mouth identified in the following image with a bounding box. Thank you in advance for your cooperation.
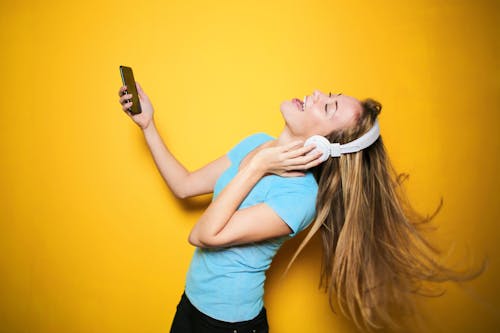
[292,97,306,111]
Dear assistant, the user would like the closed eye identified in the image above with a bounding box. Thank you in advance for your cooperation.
[325,101,338,113]
[325,92,338,113]
[325,101,338,114]
[325,92,340,114]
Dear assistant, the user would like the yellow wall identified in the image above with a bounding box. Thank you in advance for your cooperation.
[1,0,498,332]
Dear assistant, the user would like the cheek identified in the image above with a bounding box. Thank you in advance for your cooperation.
[296,117,327,137]
[305,108,329,135]
[321,114,350,135]
[337,112,356,130]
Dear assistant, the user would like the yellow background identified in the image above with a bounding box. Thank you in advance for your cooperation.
[1,0,499,332]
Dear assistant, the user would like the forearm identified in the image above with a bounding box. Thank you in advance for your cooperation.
[188,163,265,246]
[142,122,190,198]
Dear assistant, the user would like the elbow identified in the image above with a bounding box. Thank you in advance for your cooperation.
[176,190,189,200]
[187,231,206,248]
[170,175,193,199]
[187,233,201,247]
[188,232,219,248]
[173,184,192,199]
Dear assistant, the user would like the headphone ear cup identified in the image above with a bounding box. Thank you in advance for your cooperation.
[304,135,330,163]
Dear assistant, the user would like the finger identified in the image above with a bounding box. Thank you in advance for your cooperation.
[278,150,320,169]
[303,143,318,150]
[303,150,323,163]
[281,171,305,177]
[285,151,323,168]
[136,81,147,100]
[122,101,133,112]
[119,94,132,104]
[282,140,304,152]
[283,144,317,159]
[118,86,128,97]
[301,153,325,169]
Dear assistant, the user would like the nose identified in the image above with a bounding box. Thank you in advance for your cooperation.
[312,90,323,102]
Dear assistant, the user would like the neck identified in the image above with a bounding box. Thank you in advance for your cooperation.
[274,126,307,146]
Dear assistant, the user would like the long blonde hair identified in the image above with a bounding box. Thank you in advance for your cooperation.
[286,98,486,332]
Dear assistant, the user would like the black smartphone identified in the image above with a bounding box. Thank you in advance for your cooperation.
[119,65,142,115]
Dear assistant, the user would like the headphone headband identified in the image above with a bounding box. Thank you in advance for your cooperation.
[304,120,381,162]
[330,119,380,157]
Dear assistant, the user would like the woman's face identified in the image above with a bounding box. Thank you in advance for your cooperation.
[280,90,362,138]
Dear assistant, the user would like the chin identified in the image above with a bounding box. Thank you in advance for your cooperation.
[279,101,292,122]
[279,107,300,134]
[279,100,289,112]
[280,100,296,114]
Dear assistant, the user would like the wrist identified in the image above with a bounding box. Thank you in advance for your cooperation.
[245,159,267,178]
[142,120,156,134]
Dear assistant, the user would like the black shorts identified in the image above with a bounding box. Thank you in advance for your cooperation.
[170,292,269,333]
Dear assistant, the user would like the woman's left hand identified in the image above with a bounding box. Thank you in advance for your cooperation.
[251,141,323,177]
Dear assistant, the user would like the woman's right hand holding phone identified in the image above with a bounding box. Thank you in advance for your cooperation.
[118,82,154,130]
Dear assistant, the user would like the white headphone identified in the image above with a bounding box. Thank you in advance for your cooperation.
[304,120,381,162]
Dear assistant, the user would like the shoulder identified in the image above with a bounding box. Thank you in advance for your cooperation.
[263,174,318,236]
[232,132,274,148]
[227,132,274,163]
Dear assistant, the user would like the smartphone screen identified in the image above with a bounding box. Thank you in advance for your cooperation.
[119,66,142,115]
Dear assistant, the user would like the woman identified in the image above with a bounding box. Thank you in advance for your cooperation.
[117,83,484,333]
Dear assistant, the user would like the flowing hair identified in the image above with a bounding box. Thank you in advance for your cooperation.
[285,98,487,332]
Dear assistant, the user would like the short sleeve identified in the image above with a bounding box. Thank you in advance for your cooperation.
[227,133,273,165]
[264,178,318,237]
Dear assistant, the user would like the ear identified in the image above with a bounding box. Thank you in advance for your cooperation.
[304,135,330,163]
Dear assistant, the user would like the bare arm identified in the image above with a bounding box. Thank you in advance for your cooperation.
[188,141,323,248]
[118,83,229,198]
[142,123,230,198]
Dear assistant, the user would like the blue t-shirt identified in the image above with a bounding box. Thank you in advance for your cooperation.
[184,133,318,322]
